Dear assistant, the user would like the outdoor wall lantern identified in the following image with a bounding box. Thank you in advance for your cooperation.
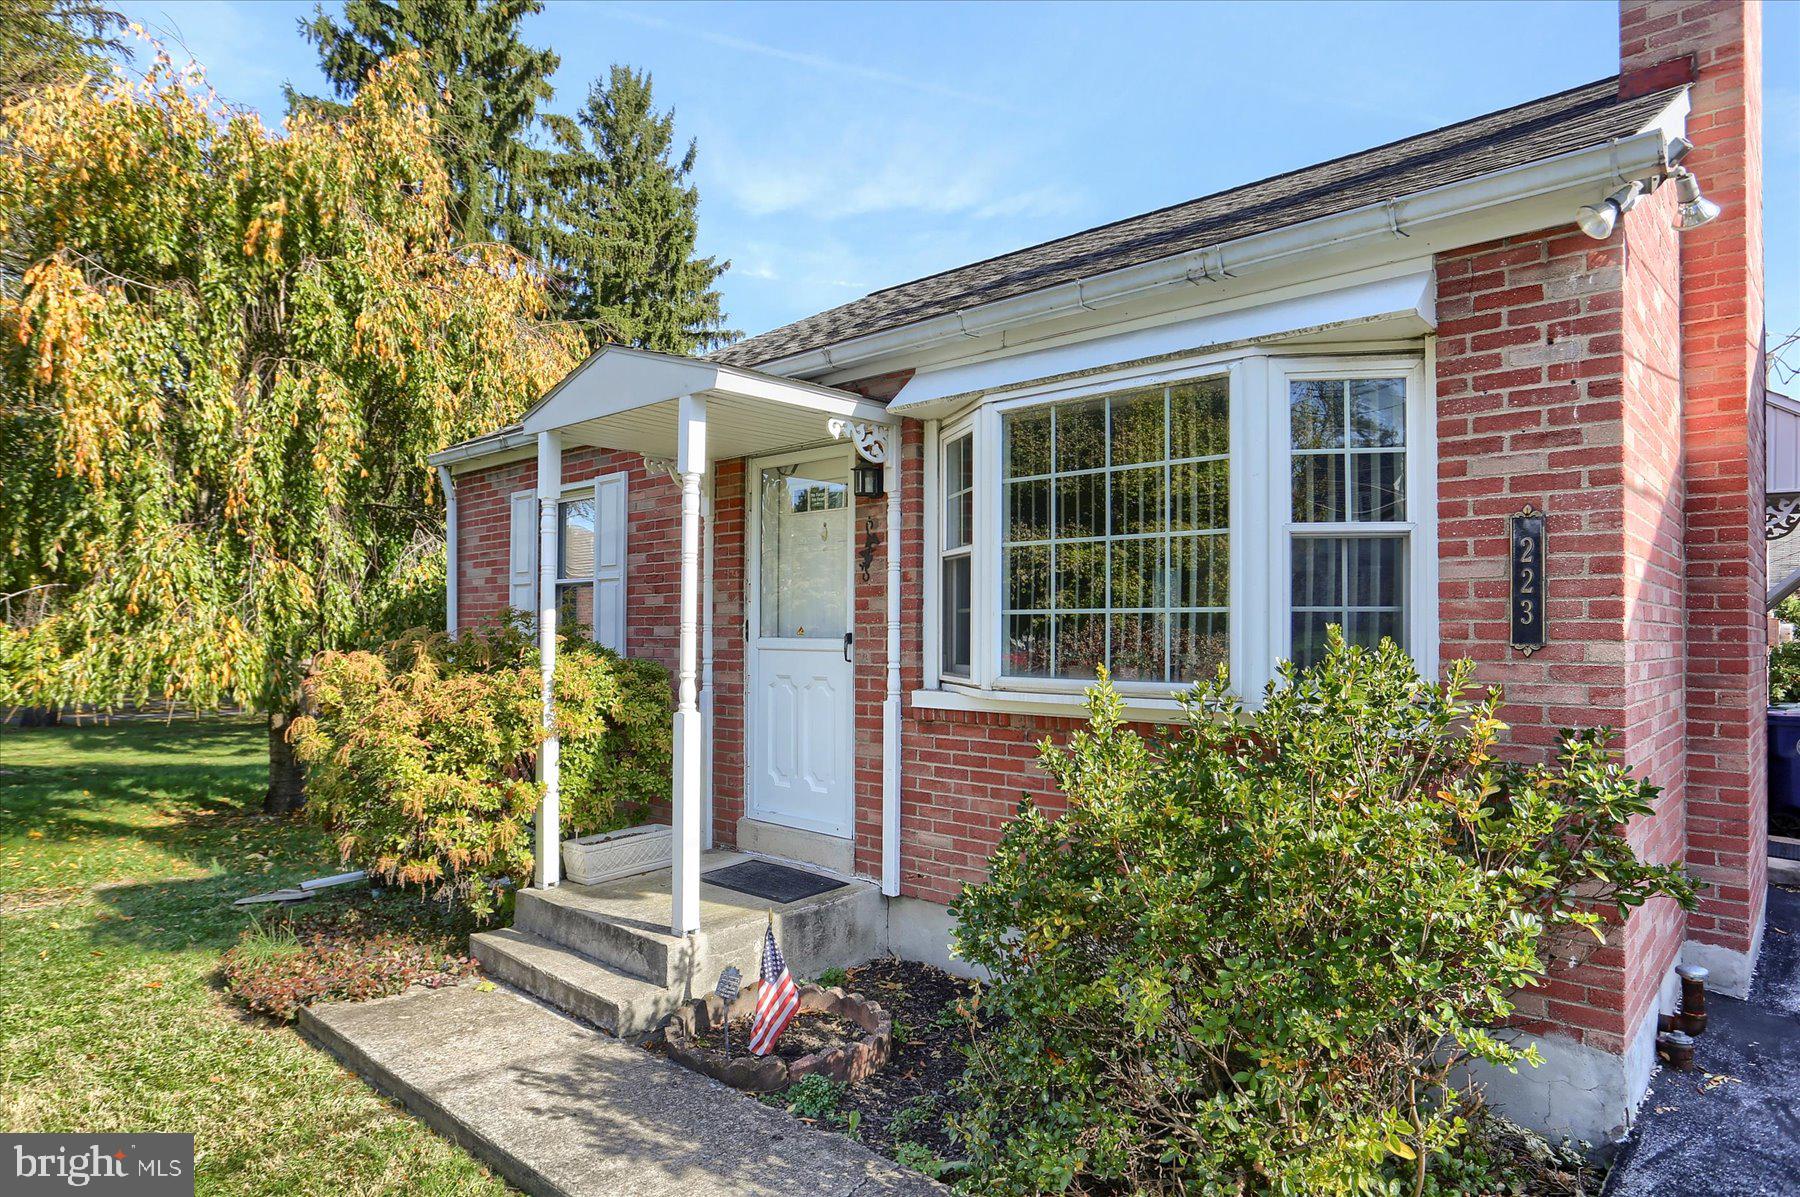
[852,460,885,499]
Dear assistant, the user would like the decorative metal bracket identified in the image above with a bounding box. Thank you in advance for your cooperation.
[642,455,681,484]
[1769,492,1800,541]
[828,419,890,465]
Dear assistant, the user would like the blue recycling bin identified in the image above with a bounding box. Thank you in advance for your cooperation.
[1768,708,1800,816]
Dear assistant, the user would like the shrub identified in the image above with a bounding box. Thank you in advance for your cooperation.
[222,901,479,1020]
[291,619,672,918]
[950,629,1695,1197]
[1771,597,1800,704]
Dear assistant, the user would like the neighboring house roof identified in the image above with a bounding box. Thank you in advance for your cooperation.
[711,76,1684,370]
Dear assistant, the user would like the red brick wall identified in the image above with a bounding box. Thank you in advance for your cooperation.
[1623,0,1769,961]
[1432,204,1693,1054]
[453,447,682,664]
[1615,182,1692,1045]
[710,459,747,849]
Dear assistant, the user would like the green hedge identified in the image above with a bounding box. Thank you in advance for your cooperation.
[950,629,1695,1196]
[291,620,672,919]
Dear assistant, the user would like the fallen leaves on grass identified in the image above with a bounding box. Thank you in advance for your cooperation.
[221,901,480,1021]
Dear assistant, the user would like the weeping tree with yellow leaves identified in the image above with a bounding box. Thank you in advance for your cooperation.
[0,48,583,810]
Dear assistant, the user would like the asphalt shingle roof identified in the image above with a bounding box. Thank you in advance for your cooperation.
[711,76,1683,370]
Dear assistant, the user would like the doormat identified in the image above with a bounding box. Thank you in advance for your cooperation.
[703,860,846,904]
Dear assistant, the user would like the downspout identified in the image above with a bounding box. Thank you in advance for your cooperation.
[882,433,903,897]
[438,465,459,639]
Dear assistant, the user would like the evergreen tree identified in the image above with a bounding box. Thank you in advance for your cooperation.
[0,0,126,102]
[533,66,733,354]
[296,0,556,245]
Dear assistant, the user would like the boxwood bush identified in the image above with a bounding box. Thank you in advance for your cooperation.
[291,619,672,918]
[950,629,1695,1196]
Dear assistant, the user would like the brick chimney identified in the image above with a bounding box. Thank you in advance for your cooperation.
[1621,0,1767,986]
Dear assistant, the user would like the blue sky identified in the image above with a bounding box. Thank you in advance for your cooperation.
[121,0,1796,354]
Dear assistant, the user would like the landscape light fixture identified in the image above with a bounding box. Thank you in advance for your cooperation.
[1576,180,1644,240]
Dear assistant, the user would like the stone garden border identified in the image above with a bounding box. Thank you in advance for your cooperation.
[660,980,892,1093]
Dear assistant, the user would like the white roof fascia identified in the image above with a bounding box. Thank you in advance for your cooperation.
[519,345,885,437]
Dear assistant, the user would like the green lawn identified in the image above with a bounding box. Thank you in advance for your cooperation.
[0,716,510,1196]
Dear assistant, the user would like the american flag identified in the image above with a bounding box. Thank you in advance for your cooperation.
[748,923,798,1056]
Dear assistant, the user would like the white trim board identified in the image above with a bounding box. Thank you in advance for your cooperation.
[889,268,1435,417]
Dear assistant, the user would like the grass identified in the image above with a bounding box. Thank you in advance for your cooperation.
[0,716,510,1196]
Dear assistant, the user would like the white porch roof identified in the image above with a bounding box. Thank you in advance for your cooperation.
[518,344,892,461]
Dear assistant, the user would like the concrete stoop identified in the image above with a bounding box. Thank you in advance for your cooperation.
[473,850,884,1039]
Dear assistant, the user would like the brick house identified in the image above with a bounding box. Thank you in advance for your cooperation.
[431,0,1767,1143]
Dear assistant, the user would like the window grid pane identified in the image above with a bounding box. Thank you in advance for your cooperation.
[1287,376,1409,672]
[1290,535,1408,669]
[1000,377,1229,683]
[1289,378,1407,525]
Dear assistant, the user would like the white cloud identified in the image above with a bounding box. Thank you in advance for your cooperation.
[601,7,1023,114]
[706,130,1083,225]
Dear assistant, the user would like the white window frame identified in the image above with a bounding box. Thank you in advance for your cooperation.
[937,417,978,682]
[555,481,599,634]
[915,346,1435,713]
[510,471,629,652]
[1271,356,1436,681]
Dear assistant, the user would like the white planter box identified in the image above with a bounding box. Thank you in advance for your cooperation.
[560,823,673,886]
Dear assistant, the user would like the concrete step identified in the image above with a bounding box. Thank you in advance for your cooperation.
[470,928,689,1039]
[514,886,708,987]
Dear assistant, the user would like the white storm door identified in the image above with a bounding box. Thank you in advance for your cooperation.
[747,450,855,838]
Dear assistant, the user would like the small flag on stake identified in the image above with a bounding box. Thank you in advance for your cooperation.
[748,917,798,1056]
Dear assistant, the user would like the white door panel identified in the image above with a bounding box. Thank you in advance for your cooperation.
[748,451,855,840]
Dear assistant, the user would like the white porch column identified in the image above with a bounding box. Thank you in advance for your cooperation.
[534,431,562,889]
[438,465,459,640]
[701,476,716,851]
[671,394,706,936]
[882,436,903,898]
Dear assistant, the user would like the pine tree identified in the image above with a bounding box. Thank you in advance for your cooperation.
[533,66,734,354]
[0,0,126,102]
[295,0,557,245]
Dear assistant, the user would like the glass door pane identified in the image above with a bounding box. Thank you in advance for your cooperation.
[758,458,850,639]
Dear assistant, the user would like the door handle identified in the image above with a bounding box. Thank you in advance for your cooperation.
[843,632,854,663]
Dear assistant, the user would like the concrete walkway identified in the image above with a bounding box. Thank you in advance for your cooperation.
[1603,884,1800,1197]
[299,982,944,1197]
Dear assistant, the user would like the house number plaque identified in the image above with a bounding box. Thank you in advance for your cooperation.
[1510,504,1546,655]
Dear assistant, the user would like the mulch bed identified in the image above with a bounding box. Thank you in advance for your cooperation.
[688,1009,863,1062]
[830,957,980,1161]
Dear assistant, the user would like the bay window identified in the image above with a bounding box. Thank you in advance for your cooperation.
[924,351,1433,707]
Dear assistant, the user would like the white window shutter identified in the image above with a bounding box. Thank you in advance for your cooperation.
[593,473,628,652]
[508,491,538,615]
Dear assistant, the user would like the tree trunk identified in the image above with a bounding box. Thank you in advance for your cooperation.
[263,709,306,814]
